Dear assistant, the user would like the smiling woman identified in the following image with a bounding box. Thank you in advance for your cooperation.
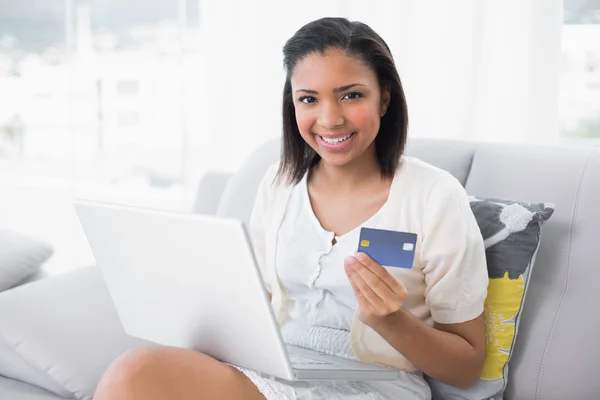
[94,17,488,400]
[233,18,488,398]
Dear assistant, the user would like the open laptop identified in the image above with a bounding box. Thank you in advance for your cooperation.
[73,199,400,381]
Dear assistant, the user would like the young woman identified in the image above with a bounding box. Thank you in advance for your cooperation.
[94,17,488,400]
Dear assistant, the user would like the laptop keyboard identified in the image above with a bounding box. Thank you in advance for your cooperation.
[288,353,330,365]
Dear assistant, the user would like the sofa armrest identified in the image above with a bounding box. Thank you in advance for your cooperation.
[0,267,151,400]
[190,171,233,215]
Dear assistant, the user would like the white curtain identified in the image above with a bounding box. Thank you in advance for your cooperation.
[0,0,564,279]
[197,0,563,173]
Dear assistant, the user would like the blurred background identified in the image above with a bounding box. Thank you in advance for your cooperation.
[0,0,598,276]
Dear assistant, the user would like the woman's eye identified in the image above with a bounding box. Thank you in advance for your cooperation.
[299,96,317,104]
[342,92,363,100]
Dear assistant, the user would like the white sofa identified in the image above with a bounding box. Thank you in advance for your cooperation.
[1,137,599,399]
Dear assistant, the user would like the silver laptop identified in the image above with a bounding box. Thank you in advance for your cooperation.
[73,199,399,381]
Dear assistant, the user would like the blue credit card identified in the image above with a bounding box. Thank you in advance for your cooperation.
[357,227,417,268]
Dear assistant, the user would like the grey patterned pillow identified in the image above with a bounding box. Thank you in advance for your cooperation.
[0,229,53,292]
[426,196,554,400]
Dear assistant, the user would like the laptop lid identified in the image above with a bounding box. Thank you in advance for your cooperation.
[73,199,295,381]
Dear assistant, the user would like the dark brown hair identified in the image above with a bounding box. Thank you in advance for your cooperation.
[276,17,409,185]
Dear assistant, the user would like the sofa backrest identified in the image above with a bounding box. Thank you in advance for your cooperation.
[215,137,600,399]
[464,142,599,400]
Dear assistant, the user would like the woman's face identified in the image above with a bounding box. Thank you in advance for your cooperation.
[291,48,389,168]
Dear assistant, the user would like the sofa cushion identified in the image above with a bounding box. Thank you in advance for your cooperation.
[426,196,554,400]
[0,376,65,400]
[0,267,150,400]
[0,338,71,398]
[0,229,53,292]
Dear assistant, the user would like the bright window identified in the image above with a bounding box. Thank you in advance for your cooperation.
[0,0,204,274]
[0,0,203,210]
[561,0,600,142]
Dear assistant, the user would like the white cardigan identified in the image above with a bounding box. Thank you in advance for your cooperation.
[248,155,488,372]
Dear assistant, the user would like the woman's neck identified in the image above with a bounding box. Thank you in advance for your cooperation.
[311,148,384,192]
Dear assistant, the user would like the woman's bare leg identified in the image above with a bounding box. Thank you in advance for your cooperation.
[94,345,266,400]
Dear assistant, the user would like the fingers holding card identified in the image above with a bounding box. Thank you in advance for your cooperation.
[344,254,407,327]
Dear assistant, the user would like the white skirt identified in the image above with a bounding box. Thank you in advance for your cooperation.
[233,323,432,400]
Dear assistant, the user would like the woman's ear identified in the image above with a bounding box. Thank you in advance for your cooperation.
[380,86,391,117]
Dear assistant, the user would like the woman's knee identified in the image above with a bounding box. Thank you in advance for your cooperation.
[94,345,264,400]
[94,346,167,399]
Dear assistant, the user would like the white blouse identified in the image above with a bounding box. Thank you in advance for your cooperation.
[236,170,433,399]
[249,155,489,373]
[276,172,385,331]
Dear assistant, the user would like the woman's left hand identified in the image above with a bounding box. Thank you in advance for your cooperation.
[344,252,407,329]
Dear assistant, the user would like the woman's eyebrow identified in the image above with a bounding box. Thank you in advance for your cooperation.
[295,83,366,95]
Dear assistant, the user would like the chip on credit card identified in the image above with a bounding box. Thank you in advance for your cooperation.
[357,227,417,268]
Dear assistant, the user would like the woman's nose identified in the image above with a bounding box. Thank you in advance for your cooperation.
[317,102,345,129]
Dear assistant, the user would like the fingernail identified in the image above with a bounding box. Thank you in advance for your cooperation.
[345,256,355,265]
[355,252,366,262]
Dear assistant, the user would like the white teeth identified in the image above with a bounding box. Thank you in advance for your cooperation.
[321,132,355,144]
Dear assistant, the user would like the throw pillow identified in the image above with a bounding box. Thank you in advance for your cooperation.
[426,196,555,400]
[0,229,54,292]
